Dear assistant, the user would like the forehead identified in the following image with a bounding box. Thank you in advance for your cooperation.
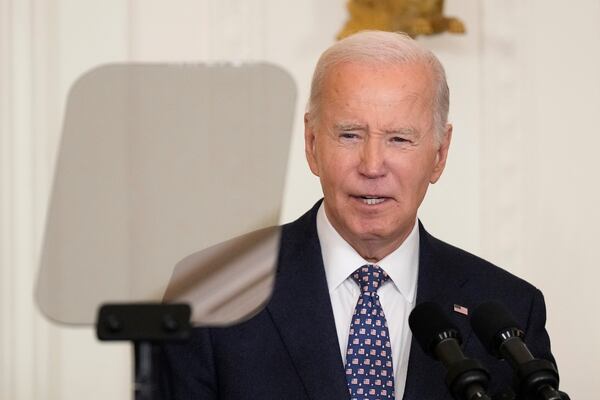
[322,61,433,98]
[319,61,435,125]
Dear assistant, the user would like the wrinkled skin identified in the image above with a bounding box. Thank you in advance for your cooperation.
[305,61,452,262]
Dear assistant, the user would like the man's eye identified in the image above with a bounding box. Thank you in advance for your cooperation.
[391,136,407,142]
[340,132,360,140]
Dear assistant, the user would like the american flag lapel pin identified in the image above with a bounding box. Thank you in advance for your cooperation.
[453,304,469,316]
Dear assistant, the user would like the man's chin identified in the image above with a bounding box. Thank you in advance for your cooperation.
[346,224,395,242]
[347,220,415,245]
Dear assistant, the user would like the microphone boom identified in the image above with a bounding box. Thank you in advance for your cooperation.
[470,302,564,400]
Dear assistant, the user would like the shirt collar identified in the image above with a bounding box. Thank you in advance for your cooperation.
[317,203,419,302]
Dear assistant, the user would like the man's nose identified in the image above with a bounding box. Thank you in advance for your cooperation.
[358,137,387,178]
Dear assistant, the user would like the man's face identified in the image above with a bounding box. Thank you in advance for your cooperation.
[305,62,451,260]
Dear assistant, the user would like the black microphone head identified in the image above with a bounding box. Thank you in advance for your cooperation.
[409,302,462,357]
[470,301,525,358]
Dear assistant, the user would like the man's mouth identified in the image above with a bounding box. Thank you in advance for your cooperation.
[354,195,388,205]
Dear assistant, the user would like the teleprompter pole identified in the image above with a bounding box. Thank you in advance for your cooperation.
[96,303,191,400]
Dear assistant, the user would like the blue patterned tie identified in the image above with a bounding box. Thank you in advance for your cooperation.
[345,264,395,400]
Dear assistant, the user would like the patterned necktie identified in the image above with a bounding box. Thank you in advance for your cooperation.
[345,264,395,400]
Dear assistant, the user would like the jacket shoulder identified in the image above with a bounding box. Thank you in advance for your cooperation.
[422,227,541,296]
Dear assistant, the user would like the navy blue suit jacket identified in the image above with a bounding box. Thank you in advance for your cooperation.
[161,201,553,399]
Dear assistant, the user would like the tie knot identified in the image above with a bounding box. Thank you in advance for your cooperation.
[351,264,389,294]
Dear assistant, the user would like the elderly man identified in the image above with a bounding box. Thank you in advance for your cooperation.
[161,31,553,400]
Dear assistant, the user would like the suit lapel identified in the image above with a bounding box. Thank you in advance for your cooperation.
[267,203,349,400]
[402,223,474,400]
[267,210,477,400]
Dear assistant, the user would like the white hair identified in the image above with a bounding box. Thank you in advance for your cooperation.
[307,30,449,142]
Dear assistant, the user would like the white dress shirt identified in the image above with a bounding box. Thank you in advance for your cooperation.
[316,204,419,399]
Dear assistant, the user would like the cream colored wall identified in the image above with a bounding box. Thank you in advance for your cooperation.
[1,0,598,399]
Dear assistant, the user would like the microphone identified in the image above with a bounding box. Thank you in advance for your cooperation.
[470,302,563,400]
[409,302,492,400]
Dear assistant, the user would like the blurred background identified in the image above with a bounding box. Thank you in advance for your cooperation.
[1,0,599,399]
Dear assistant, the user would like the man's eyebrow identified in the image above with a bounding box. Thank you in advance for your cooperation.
[334,122,367,131]
[383,126,420,136]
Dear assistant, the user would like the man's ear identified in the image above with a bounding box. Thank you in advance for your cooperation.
[304,113,320,177]
[429,123,452,184]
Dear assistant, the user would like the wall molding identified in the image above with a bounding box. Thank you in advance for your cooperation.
[478,0,527,270]
[0,0,50,398]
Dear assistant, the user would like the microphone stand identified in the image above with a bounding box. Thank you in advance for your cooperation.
[470,302,571,400]
[498,333,570,400]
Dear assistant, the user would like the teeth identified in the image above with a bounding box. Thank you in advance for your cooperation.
[361,197,385,205]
